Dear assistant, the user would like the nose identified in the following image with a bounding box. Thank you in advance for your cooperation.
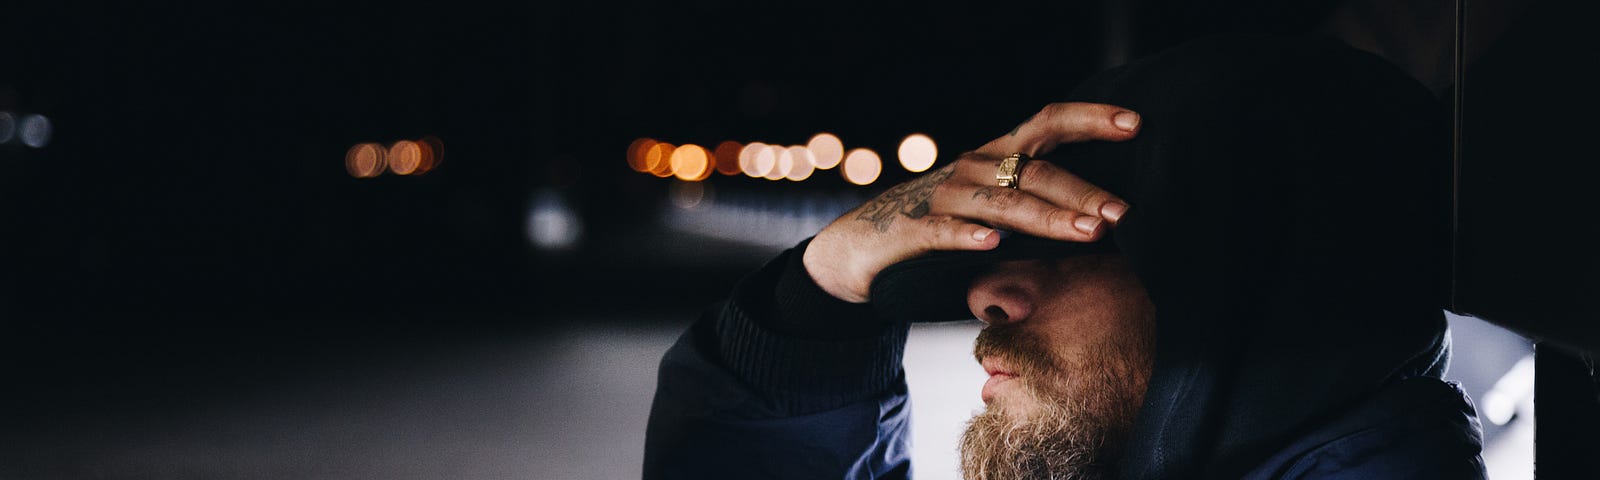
[966,263,1039,326]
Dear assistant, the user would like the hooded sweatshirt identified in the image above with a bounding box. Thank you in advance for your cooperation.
[644,34,1484,479]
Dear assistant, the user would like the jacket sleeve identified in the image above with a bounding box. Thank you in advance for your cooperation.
[643,240,914,480]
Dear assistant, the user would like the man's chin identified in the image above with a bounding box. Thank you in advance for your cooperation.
[983,391,1042,418]
[960,395,1116,480]
[981,375,1030,408]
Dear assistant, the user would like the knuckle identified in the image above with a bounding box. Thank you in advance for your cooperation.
[980,186,1025,209]
[1042,208,1076,233]
[1040,102,1064,117]
[951,153,983,176]
[1030,105,1057,129]
[956,151,988,164]
[929,179,955,203]
[1020,158,1051,182]
[1075,188,1112,210]
[919,216,954,247]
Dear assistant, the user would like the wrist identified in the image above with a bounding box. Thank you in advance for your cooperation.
[801,234,870,303]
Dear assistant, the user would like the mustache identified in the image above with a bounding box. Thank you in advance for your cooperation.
[973,323,1059,380]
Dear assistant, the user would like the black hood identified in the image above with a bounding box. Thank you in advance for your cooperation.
[871,35,1452,478]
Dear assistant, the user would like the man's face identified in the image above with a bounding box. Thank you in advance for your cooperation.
[959,254,1156,480]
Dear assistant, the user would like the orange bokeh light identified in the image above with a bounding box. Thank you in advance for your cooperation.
[417,135,443,174]
[807,133,844,170]
[345,143,387,178]
[842,148,882,185]
[628,138,658,173]
[389,140,423,175]
[645,142,677,178]
[714,140,743,176]
[671,144,712,181]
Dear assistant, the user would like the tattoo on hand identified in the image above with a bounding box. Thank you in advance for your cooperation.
[971,187,1002,202]
[855,166,954,232]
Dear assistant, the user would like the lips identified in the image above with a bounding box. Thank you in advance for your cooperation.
[980,357,1019,403]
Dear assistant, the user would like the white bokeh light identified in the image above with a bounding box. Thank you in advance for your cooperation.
[807,133,844,169]
[668,180,710,210]
[842,148,883,185]
[785,145,816,181]
[898,133,937,172]
[20,114,52,148]
[763,145,788,181]
[0,112,15,144]
[526,190,582,250]
[753,145,778,179]
[739,142,767,178]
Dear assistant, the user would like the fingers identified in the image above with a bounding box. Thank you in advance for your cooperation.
[1014,160,1129,223]
[930,181,1105,242]
[1039,102,1140,144]
[914,215,1003,252]
[977,102,1140,157]
[947,153,1129,224]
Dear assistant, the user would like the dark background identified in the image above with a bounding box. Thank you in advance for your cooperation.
[0,1,1338,315]
[0,1,1589,478]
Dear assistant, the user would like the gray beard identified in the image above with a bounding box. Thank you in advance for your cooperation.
[958,386,1122,480]
[959,327,1147,480]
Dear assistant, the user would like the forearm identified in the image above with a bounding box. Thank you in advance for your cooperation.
[643,240,913,479]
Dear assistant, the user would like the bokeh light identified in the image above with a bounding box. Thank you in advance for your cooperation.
[785,145,816,181]
[713,140,743,176]
[739,142,768,178]
[669,179,711,210]
[752,145,777,179]
[627,138,657,173]
[645,142,676,178]
[19,114,51,148]
[526,189,581,250]
[898,133,937,172]
[670,144,711,181]
[345,143,387,178]
[807,133,844,169]
[842,148,883,185]
[415,135,443,174]
[388,140,423,175]
[764,146,789,181]
[0,112,14,144]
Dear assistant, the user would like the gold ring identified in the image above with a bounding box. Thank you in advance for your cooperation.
[997,153,1029,189]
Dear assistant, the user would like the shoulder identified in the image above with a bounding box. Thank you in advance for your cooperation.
[1247,378,1487,480]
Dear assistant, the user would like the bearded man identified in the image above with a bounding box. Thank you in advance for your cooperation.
[645,34,1485,479]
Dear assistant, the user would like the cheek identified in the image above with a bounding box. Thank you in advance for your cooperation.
[1030,288,1127,355]
[1028,284,1152,390]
